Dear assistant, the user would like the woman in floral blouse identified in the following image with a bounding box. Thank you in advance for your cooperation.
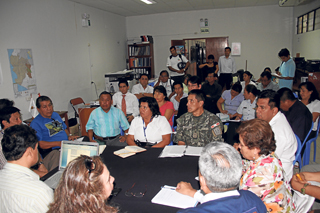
[235,119,295,213]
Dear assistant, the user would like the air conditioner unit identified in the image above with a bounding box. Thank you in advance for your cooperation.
[279,0,314,7]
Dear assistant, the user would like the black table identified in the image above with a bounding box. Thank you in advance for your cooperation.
[100,146,200,213]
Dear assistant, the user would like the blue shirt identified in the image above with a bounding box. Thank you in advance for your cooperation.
[222,90,244,115]
[30,112,68,143]
[279,58,296,89]
[86,106,129,137]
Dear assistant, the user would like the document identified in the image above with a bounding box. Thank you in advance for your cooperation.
[159,145,202,158]
[151,185,198,209]
[114,146,146,158]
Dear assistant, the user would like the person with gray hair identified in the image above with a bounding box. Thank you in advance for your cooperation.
[176,142,266,213]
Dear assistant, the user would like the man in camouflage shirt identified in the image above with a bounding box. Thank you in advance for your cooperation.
[174,90,224,147]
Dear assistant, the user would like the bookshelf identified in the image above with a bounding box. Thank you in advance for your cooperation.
[128,43,154,79]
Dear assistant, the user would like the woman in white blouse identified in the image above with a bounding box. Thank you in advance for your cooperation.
[127,97,172,147]
[299,82,320,138]
[233,85,259,121]
[240,71,256,93]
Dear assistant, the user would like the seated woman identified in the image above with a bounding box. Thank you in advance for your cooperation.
[235,119,295,213]
[233,85,259,120]
[127,97,172,148]
[198,54,219,82]
[153,85,174,127]
[217,83,244,119]
[240,71,256,93]
[299,82,320,139]
[48,155,118,213]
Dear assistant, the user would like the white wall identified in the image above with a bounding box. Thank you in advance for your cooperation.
[126,5,294,79]
[293,1,320,59]
[0,0,127,119]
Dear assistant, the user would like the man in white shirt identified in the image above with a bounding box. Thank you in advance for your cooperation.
[167,46,190,83]
[113,79,139,123]
[131,74,154,99]
[218,47,236,90]
[0,125,53,212]
[154,70,174,98]
[175,142,266,213]
[256,90,297,180]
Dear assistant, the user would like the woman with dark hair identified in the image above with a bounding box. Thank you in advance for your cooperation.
[236,119,295,213]
[217,83,244,118]
[299,82,320,138]
[127,97,172,147]
[233,84,259,120]
[198,54,219,82]
[240,71,256,93]
[48,155,118,213]
[153,85,174,127]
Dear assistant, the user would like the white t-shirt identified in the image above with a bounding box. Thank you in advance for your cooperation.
[166,54,189,77]
[306,99,320,131]
[131,83,154,95]
[240,81,256,93]
[269,112,297,181]
[128,116,172,143]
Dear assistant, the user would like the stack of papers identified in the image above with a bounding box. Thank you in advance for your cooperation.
[151,185,198,209]
[114,146,146,158]
[159,145,203,158]
[216,113,230,122]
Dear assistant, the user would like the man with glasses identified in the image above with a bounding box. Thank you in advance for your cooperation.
[30,96,77,161]
[257,71,279,92]
[0,125,53,212]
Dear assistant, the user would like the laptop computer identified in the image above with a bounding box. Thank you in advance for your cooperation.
[44,140,99,189]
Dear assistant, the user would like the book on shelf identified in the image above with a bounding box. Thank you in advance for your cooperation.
[114,146,146,158]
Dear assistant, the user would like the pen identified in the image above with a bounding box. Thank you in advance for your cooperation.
[296,173,303,181]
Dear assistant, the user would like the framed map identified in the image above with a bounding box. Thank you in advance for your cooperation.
[7,49,37,97]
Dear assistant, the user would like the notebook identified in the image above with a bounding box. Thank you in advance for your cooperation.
[44,140,99,189]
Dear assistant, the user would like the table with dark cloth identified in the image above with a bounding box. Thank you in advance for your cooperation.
[101,146,200,213]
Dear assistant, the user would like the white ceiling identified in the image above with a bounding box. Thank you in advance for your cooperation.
[68,0,281,17]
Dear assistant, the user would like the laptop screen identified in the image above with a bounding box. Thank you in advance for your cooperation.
[60,141,99,169]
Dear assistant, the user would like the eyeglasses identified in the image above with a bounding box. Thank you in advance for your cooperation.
[83,155,96,176]
[125,183,147,198]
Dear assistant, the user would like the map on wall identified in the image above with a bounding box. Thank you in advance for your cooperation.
[7,49,37,97]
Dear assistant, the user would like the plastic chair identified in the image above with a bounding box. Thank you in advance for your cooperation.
[303,118,320,166]
[293,123,313,170]
[70,97,85,117]
[292,189,315,213]
[78,108,95,137]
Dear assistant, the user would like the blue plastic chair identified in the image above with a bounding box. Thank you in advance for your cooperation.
[303,118,320,166]
[293,123,313,170]
[169,115,176,146]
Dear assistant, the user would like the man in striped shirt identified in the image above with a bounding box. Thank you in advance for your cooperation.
[0,125,53,212]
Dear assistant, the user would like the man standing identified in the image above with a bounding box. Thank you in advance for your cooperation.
[170,81,188,115]
[256,90,297,180]
[0,125,53,212]
[201,72,222,114]
[278,87,312,142]
[86,91,129,146]
[112,79,139,123]
[167,46,190,83]
[30,96,75,166]
[174,90,224,147]
[276,48,296,89]
[257,71,279,92]
[131,74,154,99]
[218,47,236,90]
[176,142,266,213]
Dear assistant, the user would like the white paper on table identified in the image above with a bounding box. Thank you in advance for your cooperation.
[184,146,203,156]
[99,145,106,155]
[151,185,198,209]
[159,145,186,158]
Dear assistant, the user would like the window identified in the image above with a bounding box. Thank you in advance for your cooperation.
[297,7,320,34]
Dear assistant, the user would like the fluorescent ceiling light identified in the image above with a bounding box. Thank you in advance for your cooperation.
[140,0,156,4]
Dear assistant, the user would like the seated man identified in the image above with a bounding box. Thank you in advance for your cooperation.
[0,125,53,212]
[131,74,154,99]
[30,96,76,167]
[256,90,297,180]
[0,107,48,176]
[174,90,223,147]
[201,72,222,114]
[257,71,279,92]
[170,81,188,115]
[154,70,174,98]
[112,79,139,123]
[278,87,313,142]
[86,91,129,146]
[176,142,266,213]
